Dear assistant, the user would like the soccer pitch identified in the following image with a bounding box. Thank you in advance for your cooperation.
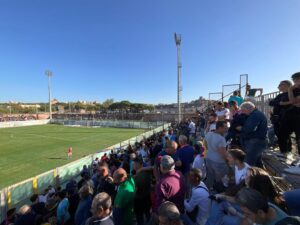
[0,124,145,189]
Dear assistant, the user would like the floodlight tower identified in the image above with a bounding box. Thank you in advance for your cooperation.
[174,33,182,123]
[45,70,53,120]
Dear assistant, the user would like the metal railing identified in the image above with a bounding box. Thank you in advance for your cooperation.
[0,123,171,221]
[253,91,280,118]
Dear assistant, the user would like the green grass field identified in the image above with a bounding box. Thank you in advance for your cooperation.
[0,124,145,189]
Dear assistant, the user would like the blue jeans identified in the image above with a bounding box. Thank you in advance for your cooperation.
[243,138,267,167]
[205,201,241,225]
[205,159,228,190]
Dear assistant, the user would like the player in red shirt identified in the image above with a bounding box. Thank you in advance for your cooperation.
[68,147,73,158]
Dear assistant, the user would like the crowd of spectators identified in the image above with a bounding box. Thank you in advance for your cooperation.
[2,73,300,225]
[0,114,36,122]
[2,111,300,225]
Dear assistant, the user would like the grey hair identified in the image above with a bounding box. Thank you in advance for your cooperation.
[178,135,187,144]
[92,192,112,211]
[240,101,255,111]
[158,201,181,222]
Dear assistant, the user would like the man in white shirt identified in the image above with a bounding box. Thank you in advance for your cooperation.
[215,102,230,122]
[188,119,196,141]
[227,149,250,185]
[184,168,211,225]
[137,141,149,165]
[204,121,228,190]
[205,113,218,134]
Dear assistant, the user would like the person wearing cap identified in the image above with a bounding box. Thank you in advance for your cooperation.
[113,168,135,225]
[75,185,93,225]
[155,155,186,214]
[278,72,300,155]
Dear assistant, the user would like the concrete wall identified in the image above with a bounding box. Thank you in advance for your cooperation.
[0,119,50,128]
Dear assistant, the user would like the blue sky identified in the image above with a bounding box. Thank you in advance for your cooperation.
[0,0,300,104]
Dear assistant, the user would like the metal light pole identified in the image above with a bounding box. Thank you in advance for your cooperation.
[45,70,53,120]
[174,33,182,123]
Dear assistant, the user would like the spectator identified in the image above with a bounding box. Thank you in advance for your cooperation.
[1,208,16,225]
[199,113,206,138]
[150,138,163,165]
[67,188,80,223]
[56,190,71,225]
[235,188,289,225]
[245,84,263,100]
[30,194,47,216]
[192,141,206,177]
[75,185,93,225]
[188,119,196,141]
[168,129,176,142]
[158,201,183,225]
[204,121,228,190]
[157,140,182,169]
[184,168,210,225]
[238,101,268,167]
[227,149,250,186]
[113,168,135,225]
[228,100,240,121]
[228,91,244,106]
[78,172,92,190]
[133,158,152,225]
[226,101,247,148]
[85,192,114,225]
[96,162,116,200]
[269,80,292,145]
[15,205,36,225]
[215,102,230,122]
[138,141,150,166]
[278,72,300,155]
[205,113,218,133]
[177,135,195,176]
[156,155,186,214]
[245,167,285,208]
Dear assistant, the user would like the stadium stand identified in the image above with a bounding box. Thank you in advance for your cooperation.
[1,73,300,225]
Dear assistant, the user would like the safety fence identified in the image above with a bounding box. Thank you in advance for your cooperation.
[0,119,50,128]
[0,123,171,221]
[253,91,280,119]
[52,119,165,129]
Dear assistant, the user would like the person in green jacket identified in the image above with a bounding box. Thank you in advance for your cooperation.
[113,168,135,225]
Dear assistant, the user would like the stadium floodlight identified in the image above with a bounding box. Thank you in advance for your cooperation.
[174,33,182,123]
[45,70,53,120]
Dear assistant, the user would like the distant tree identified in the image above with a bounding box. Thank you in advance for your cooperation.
[102,99,114,110]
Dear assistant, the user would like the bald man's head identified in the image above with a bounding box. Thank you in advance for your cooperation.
[113,168,127,185]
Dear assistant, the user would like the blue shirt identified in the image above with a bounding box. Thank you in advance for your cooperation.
[241,109,267,140]
[75,195,92,225]
[176,145,195,174]
[228,95,244,106]
[57,198,71,225]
